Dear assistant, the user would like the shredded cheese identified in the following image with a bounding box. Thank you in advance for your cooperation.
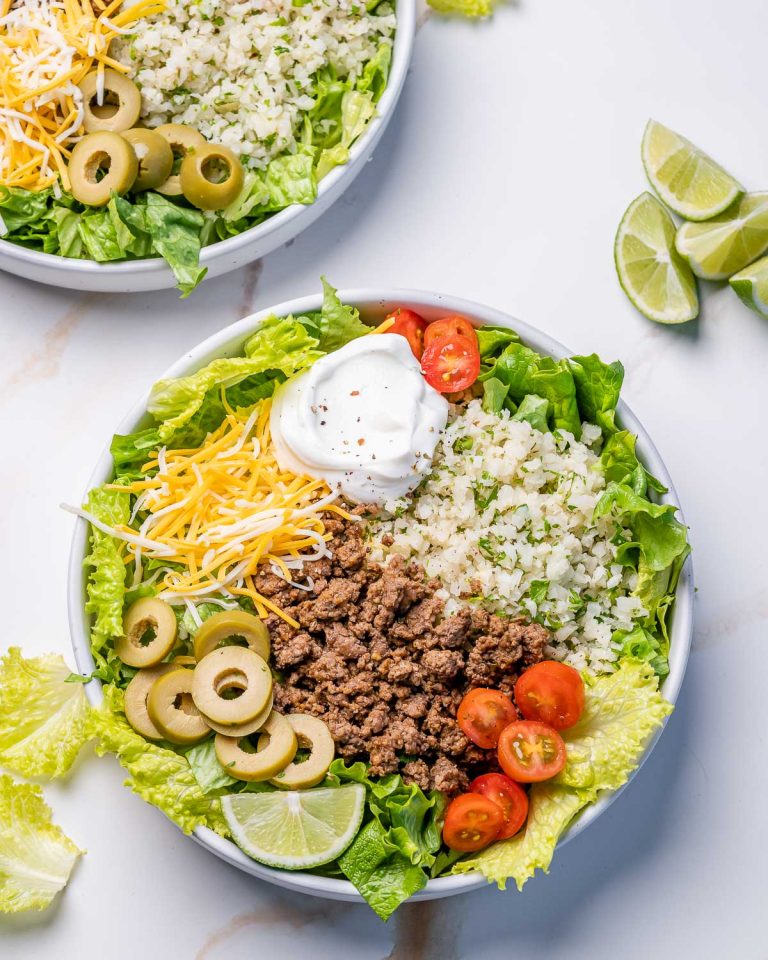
[75,399,352,628]
[0,0,165,191]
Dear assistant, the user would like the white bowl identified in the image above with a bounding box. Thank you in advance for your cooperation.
[67,289,693,903]
[0,6,415,293]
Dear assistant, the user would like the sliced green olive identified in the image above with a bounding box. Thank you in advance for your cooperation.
[124,663,178,740]
[146,668,210,745]
[193,610,270,662]
[80,69,141,134]
[191,646,272,726]
[180,142,244,210]
[202,691,273,737]
[121,128,173,191]
[265,714,335,790]
[215,711,297,782]
[154,123,206,196]
[68,131,138,207]
[116,596,177,667]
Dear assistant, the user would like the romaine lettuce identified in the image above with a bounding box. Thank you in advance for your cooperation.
[0,775,83,914]
[568,353,624,435]
[0,648,91,779]
[149,313,322,442]
[91,686,228,836]
[83,486,130,682]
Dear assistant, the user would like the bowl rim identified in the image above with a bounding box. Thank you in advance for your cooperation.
[0,0,416,278]
[67,287,693,903]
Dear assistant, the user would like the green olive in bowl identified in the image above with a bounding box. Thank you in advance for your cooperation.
[180,143,244,210]
[68,131,138,207]
[154,123,206,196]
[79,69,141,134]
[121,128,174,192]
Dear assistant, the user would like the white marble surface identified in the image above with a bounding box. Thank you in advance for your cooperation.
[2,0,768,956]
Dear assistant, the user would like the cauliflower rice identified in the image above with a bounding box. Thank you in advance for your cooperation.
[115,0,396,166]
[369,400,648,675]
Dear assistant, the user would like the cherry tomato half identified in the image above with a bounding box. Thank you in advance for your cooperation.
[424,315,478,350]
[442,792,505,852]
[385,307,428,359]
[457,688,518,749]
[470,773,529,839]
[497,721,567,783]
[515,661,585,730]
[421,336,481,394]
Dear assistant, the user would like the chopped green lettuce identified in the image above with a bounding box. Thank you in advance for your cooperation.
[476,326,520,360]
[482,341,582,436]
[0,648,91,779]
[149,313,322,442]
[454,660,672,889]
[513,394,550,431]
[357,41,392,102]
[184,738,238,794]
[0,775,83,914]
[91,686,228,836]
[482,376,509,414]
[568,354,624,435]
[600,430,667,497]
[554,660,673,790]
[330,760,445,920]
[83,486,130,682]
[297,277,370,352]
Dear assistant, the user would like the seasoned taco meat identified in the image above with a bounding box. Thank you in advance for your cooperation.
[259,516,549,794]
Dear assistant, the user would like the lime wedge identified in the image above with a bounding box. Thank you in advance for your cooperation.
[221,783,365,870]
[676,192,768,281]
[730,255,768,318]
[641,119,743,221]
[614,192,699,323]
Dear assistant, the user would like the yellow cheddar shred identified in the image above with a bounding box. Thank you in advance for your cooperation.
[0,0,164,191]
[103,399,352,628]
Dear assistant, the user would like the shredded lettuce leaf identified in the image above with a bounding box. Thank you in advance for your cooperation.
[83,486,130,682]
[568,354,624,435]
[91,686,228,836]
[149,313,322,442]
[0,648,91,779]
[513,394,550,431]
[330,760,445,920]
[0,775,83,914]
[184,738,238,795]
[482,341,582,436]
[297,277,370,352]
[454,660,672,889]
[554,660,673,790]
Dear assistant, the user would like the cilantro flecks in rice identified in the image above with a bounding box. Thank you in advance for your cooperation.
[369,399,647,676]
[116,0,396,167]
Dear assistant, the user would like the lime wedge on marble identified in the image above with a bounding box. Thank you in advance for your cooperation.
[615,192,699,323]
[642,119,743,221]
[222,783,365,870]
[730,255,768,318]
[676,192,768,281]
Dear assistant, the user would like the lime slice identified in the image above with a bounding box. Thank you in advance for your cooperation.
[676,192,768,281]
[222,783,365,870]
[641,119,743,221]
[614,192,699,323]
[730,255,768,318]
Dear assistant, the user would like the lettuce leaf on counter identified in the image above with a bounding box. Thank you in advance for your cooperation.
[0,648,91,779]
[453,660,672,889]
[92,686,228,837]
[0,775,83,914]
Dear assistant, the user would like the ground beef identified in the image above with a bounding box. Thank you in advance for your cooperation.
[262,516,550,795]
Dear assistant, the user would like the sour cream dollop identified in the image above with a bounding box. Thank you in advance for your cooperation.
[270,335,449,503]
